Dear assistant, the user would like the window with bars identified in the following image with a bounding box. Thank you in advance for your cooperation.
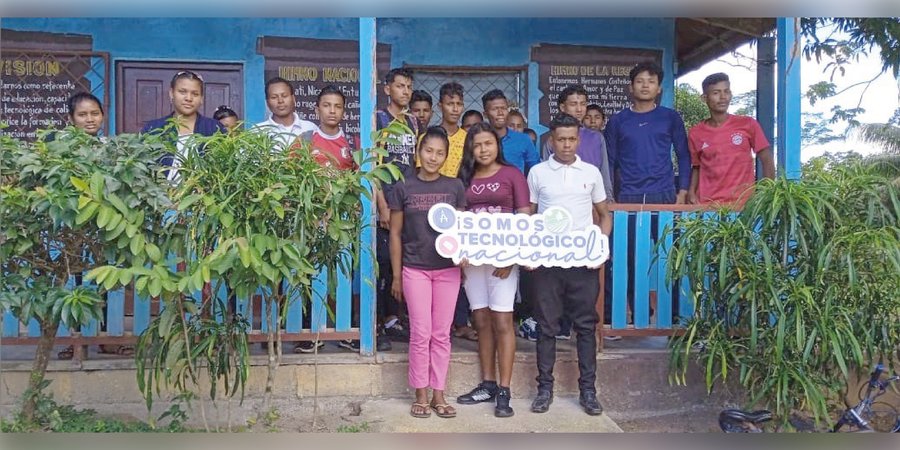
[0,50,109,141]
[405,66,527,127]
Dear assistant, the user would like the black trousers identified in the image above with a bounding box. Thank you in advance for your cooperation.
[532,266,600,392]
[453,287,470,328]
[376,227,400,322]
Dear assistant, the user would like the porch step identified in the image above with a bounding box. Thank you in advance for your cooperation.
[0,336,736,423]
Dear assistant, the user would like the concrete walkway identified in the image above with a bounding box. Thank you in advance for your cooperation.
[359,398,621,433]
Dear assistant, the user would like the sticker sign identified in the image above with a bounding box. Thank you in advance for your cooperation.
[428,203,609,269]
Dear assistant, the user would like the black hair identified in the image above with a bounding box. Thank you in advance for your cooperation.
[557,85,588,105]
[439,82,464,102]
[66,92,103,117]
[586,104,605,119]
[213,105,237,121]
[384,68,413,85]
[523,127,537,142]
[481,89,507,109]
[549,113,581,132]
[417,125,450,157]
[265,76,294,98]
[629,62,664,84]
[411,90,433,106]
[701,72,730,93]
[462,110,483,123]
[458,121,511,187]
[317,84,346,106]
[170,70,204,89]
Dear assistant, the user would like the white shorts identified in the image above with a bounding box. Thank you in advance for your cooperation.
[463,264,519,313]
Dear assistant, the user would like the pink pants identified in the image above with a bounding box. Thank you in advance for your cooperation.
[403,266,461,390]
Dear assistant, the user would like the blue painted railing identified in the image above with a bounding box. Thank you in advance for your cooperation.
[4,204,714,354]
[2,265,365,350]
[602,204,707,341]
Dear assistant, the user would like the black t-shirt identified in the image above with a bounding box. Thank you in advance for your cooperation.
[388,174,466,270]
[377,109,418,197]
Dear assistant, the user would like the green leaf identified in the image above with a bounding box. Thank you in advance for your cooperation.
[130,234,145,255]
[97,206,114,228]
[177,194,203,211]
[118,268,132,286]
[158,308,176,338]
[107,193,130,215]
[220,212,234,228]
[77,195,92,209]
[70,176,89,192]
[75,202,100,225]
[238,244,251,268]
[165,337,184,370]
[135,276,148,293]
[148,278,162,298]
[145,243,162,262]
[89,172,105,198]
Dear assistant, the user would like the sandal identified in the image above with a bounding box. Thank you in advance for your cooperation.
[57,345,74,360]
[410,402,431,418]
[430,402,457,418]
[453,326,478,342]
[99,345,135,356]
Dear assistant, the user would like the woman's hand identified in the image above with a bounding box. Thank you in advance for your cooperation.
[492,266,513,279]
[391,278,403,303]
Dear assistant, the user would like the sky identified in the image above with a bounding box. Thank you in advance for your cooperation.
[677,38,900,162]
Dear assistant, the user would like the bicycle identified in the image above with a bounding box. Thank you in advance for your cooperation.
[719,363,900,433]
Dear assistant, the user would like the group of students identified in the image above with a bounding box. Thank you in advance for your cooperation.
[371,63,775,420]
[54,61,775,420]
[371,67,609,419]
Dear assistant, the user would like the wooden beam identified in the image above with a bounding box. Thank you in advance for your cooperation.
[680,29,737,69]
[686,17,764,38]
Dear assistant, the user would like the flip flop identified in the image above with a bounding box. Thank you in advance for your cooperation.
[430,402,457,418]
[410,402,431,418]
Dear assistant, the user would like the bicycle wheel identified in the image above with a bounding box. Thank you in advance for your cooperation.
[866,401,899,433]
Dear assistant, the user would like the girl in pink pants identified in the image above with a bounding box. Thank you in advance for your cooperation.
[388,127,467,419]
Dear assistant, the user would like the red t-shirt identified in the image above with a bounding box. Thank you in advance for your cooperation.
[688,115,770,205]
[293,129,356,170]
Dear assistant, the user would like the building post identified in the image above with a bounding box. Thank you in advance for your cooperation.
[776,17,802,179]
[358,17,377,356]
[756,37,776,179]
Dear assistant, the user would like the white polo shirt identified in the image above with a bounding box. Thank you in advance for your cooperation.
[253,112,318,150]
[527,154,607,231]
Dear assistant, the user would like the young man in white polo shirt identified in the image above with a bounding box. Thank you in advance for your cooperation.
[254,77,318,150]
[526,113,612,416]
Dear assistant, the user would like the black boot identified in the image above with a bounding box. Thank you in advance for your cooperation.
[495,386,514,418]
[579,390,603,416]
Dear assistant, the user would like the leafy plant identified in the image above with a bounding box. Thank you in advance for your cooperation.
[0,384,182,433]
[0,127,169,422]
[665,159,900,427]
[84,121,401,426]
[336,421,370,433]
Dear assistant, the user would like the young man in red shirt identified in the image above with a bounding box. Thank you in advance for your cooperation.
[687,73,775,206]
[296,85,355,170]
